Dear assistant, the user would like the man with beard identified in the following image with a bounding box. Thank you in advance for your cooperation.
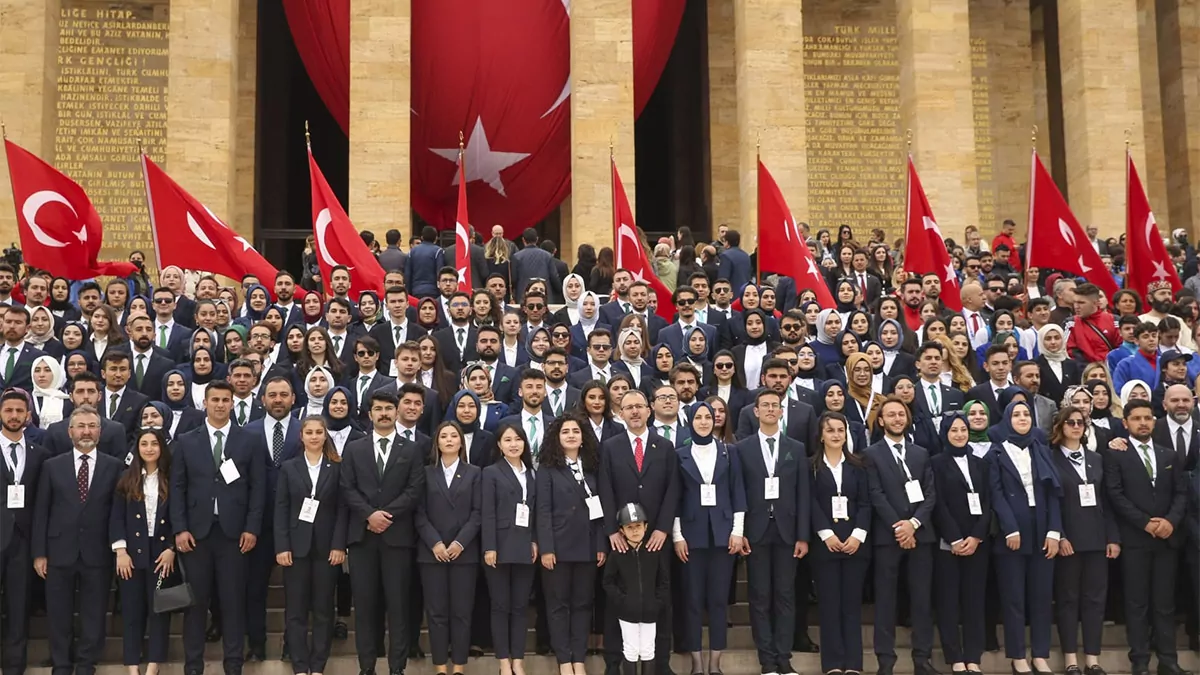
[152,287,192,362]
[433,291,478,373]
[778,310,807,350]
[0,308,44,392]
[1066,283,1119,366]
[228,360,265,426]
[521,291,550,334]
[568,328,615,388]
[1140,280,1197,351]
[274,271,302,327]
[329,266,358,309]
[76,282,103,327]
[899,277,925,331]
[539,348,578,417]
[0,264,15,306]
[119,315,175,398]
[1049,278,1077,328]
[350,336,396,422]
[369,286,427,370]
[21,274,47,315]
[658,286,717,360]
[735,357,819,451]
[434,267,459,327]
[474,326,517,404]
[625,281,668,343]
[921,273,944,311]
[598,269,636,326]
[499,369,553,456]
[669,363,701,413]
[43,372,126,458]
[325,297,360,369]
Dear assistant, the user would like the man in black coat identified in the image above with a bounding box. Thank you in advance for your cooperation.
[0,307,45,392]
[340,388,427,675]
[735,358,819,453]
[99,350,150,445]
[964,345,1014,426]
[171,381,265,675]
[348,336,397,423]
[31,405,122,675]
[43,372,127,459]
[432,291,479,374]
[474,326,518,404]
[368,286,427,374]
[120,314,176,398]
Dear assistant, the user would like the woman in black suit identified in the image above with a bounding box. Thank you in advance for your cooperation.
[415,421,483,675]
[576,380,623,443]
[535,412,606,675]
[274,416,347,675]
[699,350,752,416]
[319,387,362,636]
[446,390,498,467]
[816,381,868,454]
[482,422,539,675]
[930,413,992,674]
[110,428,174,675]
[808,411,871,675]
[1049,406,1120,675]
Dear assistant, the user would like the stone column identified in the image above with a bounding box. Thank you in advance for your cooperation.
[1057,0,1146,236]
[1158,0,1200,238]
[566,0,635,260]
[348,0,411,236]
[897,0,979,237]
[707,0,739,232]
[0,0,53,246]
[733,0,807,244]
[1137,0,1169,229]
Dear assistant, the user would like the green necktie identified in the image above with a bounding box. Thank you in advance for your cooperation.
[765,436,776,460]
[377,438,388,476]
[394,326,403,345]
[403,429,413,442]
[528,416,539,456]
[332,335,342,354]
[456,327,465,348]
[359,375,370,400]
[3,347,14,382]
[212,430,224,467]
[662,424,672,441]
[110,393,119,419]
[928,384,939,415]
[237,401,247,425]
[552,389,562,415]
[1139,443,1154,480]
[622,302,631,315]
[158,325,168,348]
[135,354,145,388]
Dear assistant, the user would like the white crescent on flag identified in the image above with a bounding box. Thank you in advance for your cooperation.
[21,191,72,248]
[314,208,353,270]
[187,212,217,249]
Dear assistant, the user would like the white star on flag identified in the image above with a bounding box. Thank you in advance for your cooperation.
[431,117,530,197]
[944,262,957,283]
[1152,260,1172,281]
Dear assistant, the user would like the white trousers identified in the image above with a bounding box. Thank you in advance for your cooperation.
[618,620,657,661]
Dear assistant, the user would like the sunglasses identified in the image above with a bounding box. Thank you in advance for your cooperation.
[153,298,173,305]
[525,304,545,310]
[714,362,734,370]
[1064,419,1086,427]
[355,350,377,357]
[676,298,695,306]
[781,324,802,331]
[552,332,570,339]
[591,344,612,350]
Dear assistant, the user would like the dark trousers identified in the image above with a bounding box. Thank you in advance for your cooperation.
[336,566,352,617]
[45,561,111,675]
[681,547,736,651]
[995,551,1054,659]
[1121,546,1180,667]
[0,531,32,675]
[873,543,934,663]
[420,563,477,666]
[471,566,493,649]
[182,529,247,673]
[118,567,171,665]
[543,561,596,664]
[745,529,796,669]
[812,554,869,672]
[485,563,536,660]
[934,547,989,665]
[792,555,813,644]
[1054,551,1108,655]
[282,553,339,674]
[245,526,276,650]
[348,538,414,672]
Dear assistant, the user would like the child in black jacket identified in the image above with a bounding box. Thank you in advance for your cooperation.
[603,503,670,675]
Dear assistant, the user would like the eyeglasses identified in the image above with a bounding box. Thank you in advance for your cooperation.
[785,359,798,365]
[1064,419,1086,427]
[781,324,802,331]
[988,287,1005,293]
[621,404,648,412]
[552,332,570,339]
[355,350,377,357]
[655,394,677,402]
[676,298,695,306]
[153,298,173,305]
[591,344,612,351]
[525,304,544,310]
[714,362,734,370]
[545,360,567,367]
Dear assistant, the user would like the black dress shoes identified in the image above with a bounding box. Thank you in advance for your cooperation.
[914,660,942,675]
[1084,666,1107,675]
[245,647,265,663]
[335,620,348,640]
[794,634,821,653]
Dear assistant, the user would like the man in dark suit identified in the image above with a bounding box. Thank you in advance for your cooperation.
[444,229,488,291]
[340,388,427,675]
[368,286,427,373]
[405,226,446,299]
[624,281,668,344]
[31,405,122,675]
[152,287,193,362]
[0,390,48,675]
[349,336,397,423]
[658,286,718,361]
[598,388,680,675]
[272,272,305,328]
[598,269,635,328]
[1157,384,1200,473]
[568,329,616,389]
[733,389,810,675]
[243,376,300,661]
[393,342,441,436]
[43,372,127,459]
[0,307,45,392]
[965,345,1014,425]
[498,370,554,449]
[913,342,966,424]
[228,360,266,426]
[540,349,579,417]
[864,396,939,675]
[99,350,150,443]
[325,297,365,372]
[849,248,883,306]
[735,358,820,453]
[432,291,479,374]
[120,314,176,397]
[1106,400,1189,675]
[510,228,561,303]
[716,229,752,292]
[377,229,409,273]
[171,380,265,675]
[475,326,518,404]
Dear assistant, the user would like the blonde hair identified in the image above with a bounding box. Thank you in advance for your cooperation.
[935,334,974,392]
[485,235,510,264]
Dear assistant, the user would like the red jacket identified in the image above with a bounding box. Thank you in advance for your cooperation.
[990,233,1023,272]
[1067,310,1118,364]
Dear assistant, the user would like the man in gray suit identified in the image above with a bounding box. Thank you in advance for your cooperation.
[1014,361,1058,433]
[511,228,560,303]
[377,228,408,273]
[445,226,488,290]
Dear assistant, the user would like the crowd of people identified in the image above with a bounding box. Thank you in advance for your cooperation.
[0,221,1198,675]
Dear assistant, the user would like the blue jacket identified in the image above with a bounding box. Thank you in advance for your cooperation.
[1106,343,1137,372]
[1112,351,1160,395]
[675,440,746,547]
[986,441,1063,555]
[404,242,445,298]
[717,246,753,292]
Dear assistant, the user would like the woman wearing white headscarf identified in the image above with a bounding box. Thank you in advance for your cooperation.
[552,273,586,325]
[30,355,70,429]
[1118,379,1151,406]
[303,366,335,418]
[614,327,648,389]
[26,306,64,360]
[1035,324,1080,406]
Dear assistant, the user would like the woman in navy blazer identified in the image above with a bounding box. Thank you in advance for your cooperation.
[482,422,539,675]
[415,421,483,675]
[110,428,175,674]
[808,411,872,675]
[987,400,1063,675]
[576,380,623,443]
[930,413,992,674]
[673,402,746,675]
[446,390,497,468]
[462,362,509,434]
[274,416,348,675]
[535,413,606,675]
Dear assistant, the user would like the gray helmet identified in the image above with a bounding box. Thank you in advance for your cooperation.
[617,503,647,527]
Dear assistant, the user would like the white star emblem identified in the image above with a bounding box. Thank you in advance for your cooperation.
[431,117,530,197]
[923,216,941,236]
[1151,260,1171,281]
[943,262,957,283]
[457,267,467,284]
[806,257,822,281]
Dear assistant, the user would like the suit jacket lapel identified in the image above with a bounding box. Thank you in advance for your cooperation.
[677,445,702,484]
[713,443,730,483]
[382,437,404,476]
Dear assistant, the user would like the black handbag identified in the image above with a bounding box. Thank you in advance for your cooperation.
[153,556,195,614]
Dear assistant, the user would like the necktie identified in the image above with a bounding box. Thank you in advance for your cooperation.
[272,421,284,467]
[393,325,403,345]
[77,453,89,501]
[634,436,644,472]
[1177,427,1188,458]
[1139,443,1154,480]
[552,389,562,415]
[332,335,342,354]
[928,384,940,415]
[456,327,465,350]
[598,369,608,384]
[403,429,413,442]
[3,347,14,382]
[528,416,539,455]
[860,273,867,293]
[8,443,17,470]
[158,325,168,348]
[971,313,980,333]
[1068,451,1084,465]
[135,354,146,388]
[661,424,672,441]
[377,438,388,476]
[359,375,370,403]
[894,443,906,472]
[765,437,776,473]
[622,302,631,315]
[237,401,247,425]
[110,393,119,419]
[212,430,224,467]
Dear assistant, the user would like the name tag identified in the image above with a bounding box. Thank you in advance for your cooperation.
[904,479,924,504]
[700,484,717,507]
[7,484,24,509]
[299,497,320,522]
[967,492,982,516]
[831,495,848,520]
[515,503,530,528]
[219,458,241,484]
[1078,484,1097,507]
[764,476,780,500]
[124,452,133,466]
[585,495,603,521]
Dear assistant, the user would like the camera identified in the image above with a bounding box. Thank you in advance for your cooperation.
[2,244,23,270]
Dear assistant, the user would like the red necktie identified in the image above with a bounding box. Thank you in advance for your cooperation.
[860,274,867,293]
[971,313,980,333]
[634,437,644,472]
[77,454,90,502]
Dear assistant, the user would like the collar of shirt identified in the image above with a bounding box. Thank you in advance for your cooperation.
[396,424,417,439]
[106,385,126,402]
[206,420,232,440]
[1168,417,1193,438]
[757,430,780,448]
[233,394,254,408]
[155,319,174,330]
[627,429,649,449]
[3,435,24,473]
[389,316,408,331]
[267,414,290,435]
[373,430,397,449]
[73,448,95,468]
[653,417,677,431]
[523,410,542,425]
[277,302,295,314]
[129,341,153,357]
[358,369,377,381]
[441,457,459,483]
[4,341,24,355]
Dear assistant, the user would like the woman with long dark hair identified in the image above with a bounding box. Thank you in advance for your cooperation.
[575,380,621,442]
[417,335,457,413]
[472,289,503,327]
[48,277,81,322]
[298,326,344,383]
[88,305,125,360]
[573,244,597,282]
[446,390,497,467]
[590,247,616,298]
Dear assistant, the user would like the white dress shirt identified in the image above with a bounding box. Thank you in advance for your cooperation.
[207,420,232,514]
[758,430,780,475]
[816,453,869,544]
[441,457,460,488]
[1167,417,1193,458]
[1060,446,1088,482]
[112,469,160,551]
[73,449,96,490]
[264,415,292,462]
[328,427,351,455]
[2,435,25,483]
[508,459,529,501]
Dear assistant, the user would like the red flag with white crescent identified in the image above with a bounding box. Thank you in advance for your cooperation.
[308,148,385,296]
[1124,150,1181,298]
[902,156,963,311]
[611,159,674,321]
[455,150,471,292]
[756,159,835,308]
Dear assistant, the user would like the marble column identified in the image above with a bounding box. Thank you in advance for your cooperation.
[707,0,739,232]
[1158,0,1200,238]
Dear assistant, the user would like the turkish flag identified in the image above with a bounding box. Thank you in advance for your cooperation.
[611,159,673,321]
[1125,151,1181,298]
[756,159,835,308]
[1026,150,1119,297]
[3,140,136,280]
[308,148,385,296]
[902,156,963,311]
[142,154,279,290]
[454,152,471,293]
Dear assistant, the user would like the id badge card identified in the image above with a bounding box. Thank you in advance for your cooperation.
[764,476,780,500]
[700,484,717,507]
[585,495,603,520]
[904,479,924,504]
[124,452,133,466]
[831,495,849,520]
[219,458,241,484]
[967,492,982,516]
[299,497,320,522]
[1078,483,1097,507]
[6,484,24,509]
[515,503,530,528]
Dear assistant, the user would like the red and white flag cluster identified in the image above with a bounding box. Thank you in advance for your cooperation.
[611,159,674,321]
[902,156,963,311]
[1124,151,1181,297]
[756,159,834,308]
[308,147,385,296]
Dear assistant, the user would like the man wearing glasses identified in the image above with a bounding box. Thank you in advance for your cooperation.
[735,358,819,452]
[432,291,478,373]
[649,384,687,444]
[548,325,587,371]
[151,287,190,362]
[659,286,717,361]
[349,336,396,422]
[569,329,615,388]
[778,311,808,350]
[521,291,550,335]
[540,348,579,417]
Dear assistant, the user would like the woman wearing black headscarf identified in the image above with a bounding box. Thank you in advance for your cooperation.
[817,381,869,454]
[160,369,205,437]
[179,346,226,409]
[824,331,861,382]
[731,308,775,391]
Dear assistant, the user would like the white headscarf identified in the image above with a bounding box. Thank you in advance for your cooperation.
[815,308,839,345]
[562,273,585,324]
[1118,379,1151,406]
[25,307,56,350]
[618,327,644,367]
[305,366,335,418]
[1037,324,1067,363]
[31,355,69,428]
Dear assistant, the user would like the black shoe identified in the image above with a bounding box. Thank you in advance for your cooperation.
[1084,667,1106,675]
[246,647,265,663]
[877,662,896,675]
[470,646,485,657]
[1158,666,1191,675]
[206,622,223,643]
[778,662,798,675]
[641,661,656,675]
[409,645,425,659]
[795,634,820,653]
[280,639,291,662]
[1012,665,1032,675]
[389,669,405,675]
[622,661,639,675]
[535,644,551,656]
[1190,636,1199,653]
[914,660,941,675]
[358,670,375,675]
[1064,667,1081,675]
[335,620,348,640]
[1033,667,1054,675]
[1132,665,1151,675]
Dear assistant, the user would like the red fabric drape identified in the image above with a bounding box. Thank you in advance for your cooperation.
[282,0,350,134]
[633,0,687,117]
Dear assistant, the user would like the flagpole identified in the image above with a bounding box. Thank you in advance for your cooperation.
[305,120,312,152]
[0,120,19,260]
[1026,126,1037,271]
[904,130,912,273]
[137,138,164,275]
[755,132,761,286]
[610,137,618,270]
